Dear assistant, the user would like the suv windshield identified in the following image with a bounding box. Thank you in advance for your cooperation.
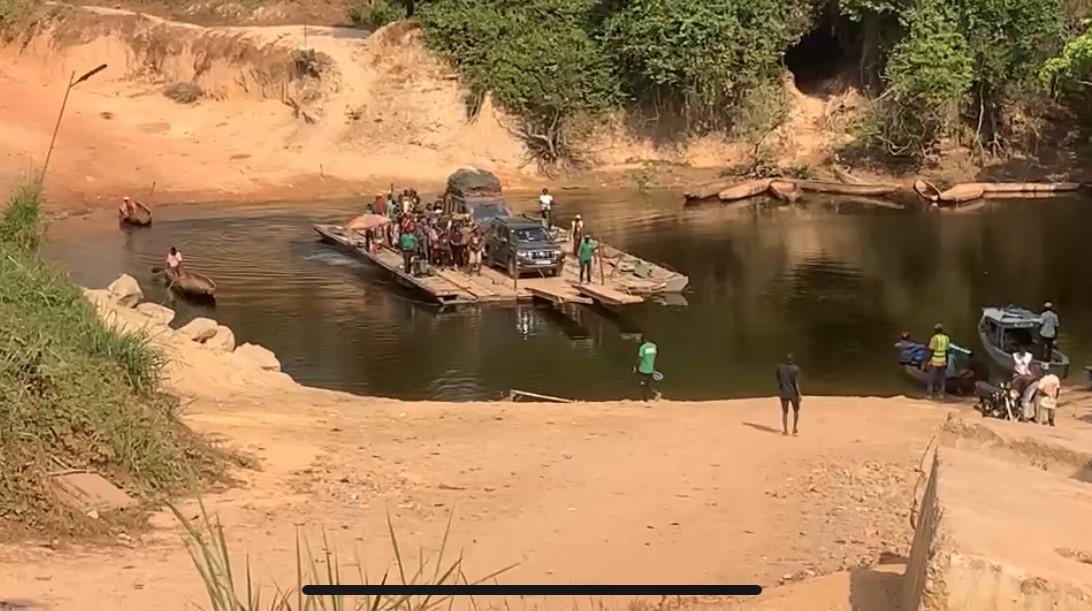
[472,203,511,221]
[512,226,550,242]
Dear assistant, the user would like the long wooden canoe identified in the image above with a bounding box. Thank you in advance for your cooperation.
[794,180,900,196]
[166,267,216,297]
[718,178,773,202]
[120,200,153,226]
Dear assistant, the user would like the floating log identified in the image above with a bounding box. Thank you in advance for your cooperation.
[718,178,773,202]
[685,177,739,201]
[768,179,803,203]
[795,180,900,196]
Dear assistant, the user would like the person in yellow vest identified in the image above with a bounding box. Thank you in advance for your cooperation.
[927,323,950,400]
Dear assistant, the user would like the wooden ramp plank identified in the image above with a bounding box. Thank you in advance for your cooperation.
[357,246,474,302]
[574,283,644,305]
[524,279,594,305]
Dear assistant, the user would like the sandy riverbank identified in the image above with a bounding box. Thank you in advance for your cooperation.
[0,278,970,610]
[4,277,1092,609]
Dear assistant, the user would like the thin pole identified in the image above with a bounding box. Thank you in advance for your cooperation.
[597,246,604,285]
[39,72,76,188]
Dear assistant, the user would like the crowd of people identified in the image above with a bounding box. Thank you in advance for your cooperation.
[352,189,485,277]
[352,187,608,282]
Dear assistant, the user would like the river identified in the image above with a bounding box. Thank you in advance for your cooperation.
[44,190,1092,401]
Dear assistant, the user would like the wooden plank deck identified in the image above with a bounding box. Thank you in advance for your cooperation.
[574,282,644,306]
[314,223,681,307]
[523,280,594,305]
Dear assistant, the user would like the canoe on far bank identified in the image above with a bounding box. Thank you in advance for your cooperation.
[914,179,1081,205]
[718,178,773,202]
[794,180,900,196]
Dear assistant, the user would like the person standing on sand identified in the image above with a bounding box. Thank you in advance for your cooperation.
[1039,302,1059,362]
[926,324,950,400]
[1036,372,1061,426]
[775,354,802,436]
[538,188,554,229]
[634,335,660,402]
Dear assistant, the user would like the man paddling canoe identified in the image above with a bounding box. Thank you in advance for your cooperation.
[166,246,184,274]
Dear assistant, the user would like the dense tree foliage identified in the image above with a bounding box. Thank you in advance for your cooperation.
[1042,22,1092,91]
[601,0,808,131]
[404,0,1070,166]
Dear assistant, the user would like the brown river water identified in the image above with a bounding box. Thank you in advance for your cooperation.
[43,189,1092,401]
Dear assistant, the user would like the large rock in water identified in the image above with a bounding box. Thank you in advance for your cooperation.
[135,302,175,326]
[235,343,281,372]
[106,274,143,307]
[205,325,236,353]
[178,317,218,342]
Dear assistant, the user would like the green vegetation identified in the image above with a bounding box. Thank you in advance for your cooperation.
[398,0,1078,168]
[349,0,408,28]
[865,0,1062,159]
[176,500,515,610]
[0,0,34,27]
[0,185,211,531]
[1042,22,1092,92]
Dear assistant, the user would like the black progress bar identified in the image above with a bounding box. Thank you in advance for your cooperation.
[303,585,762,596]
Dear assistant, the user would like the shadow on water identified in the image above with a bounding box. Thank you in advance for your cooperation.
[43,192,1092,401]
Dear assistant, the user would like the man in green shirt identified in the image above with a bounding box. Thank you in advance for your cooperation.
[578,234,597,284]
[399,230,418,275]
[635,335,660,402]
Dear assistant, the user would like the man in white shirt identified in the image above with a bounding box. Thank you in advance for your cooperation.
[166,247,183,273]
[1012,346,1034,396]
[538,188,554,229]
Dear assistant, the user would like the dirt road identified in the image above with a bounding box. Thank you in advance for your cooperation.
[0,294,953,609]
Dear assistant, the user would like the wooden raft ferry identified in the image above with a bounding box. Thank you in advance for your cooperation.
[313,224,688,307]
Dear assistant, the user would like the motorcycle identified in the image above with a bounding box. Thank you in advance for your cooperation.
[974,380,1019,421]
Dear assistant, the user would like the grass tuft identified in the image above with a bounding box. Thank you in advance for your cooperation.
[0,184,213,533]
[174,497,517,611]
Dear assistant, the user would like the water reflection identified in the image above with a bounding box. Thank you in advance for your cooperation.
[43,192,1092,401]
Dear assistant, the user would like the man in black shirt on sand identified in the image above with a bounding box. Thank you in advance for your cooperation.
[776,354,802,436]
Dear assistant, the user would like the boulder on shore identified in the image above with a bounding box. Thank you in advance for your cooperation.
[107,274,143,308]
[135,302,175,326]
[178,317,219,342]
[235,343,281,372]
[82,288,112,310]
[206,325,236,353]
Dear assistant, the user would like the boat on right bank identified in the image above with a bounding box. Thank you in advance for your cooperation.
[977,306,1069,378]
